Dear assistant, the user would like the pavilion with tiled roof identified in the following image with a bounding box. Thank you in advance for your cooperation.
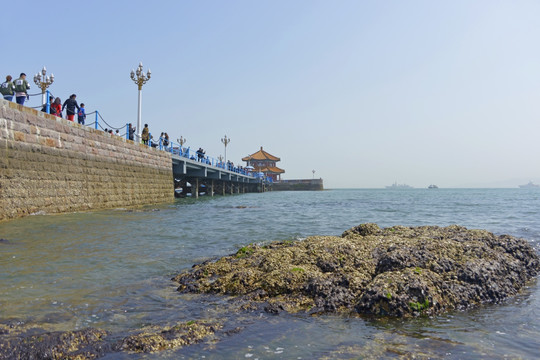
[242,146,285,181]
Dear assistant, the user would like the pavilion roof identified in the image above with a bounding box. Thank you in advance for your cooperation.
[260,166,285,174]
[242,146,280,162]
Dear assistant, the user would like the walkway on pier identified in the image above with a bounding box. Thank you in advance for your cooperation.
[171,153,264,197]
[164,145,268,197]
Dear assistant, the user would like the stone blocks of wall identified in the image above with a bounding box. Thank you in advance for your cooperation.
[0,99,174,221]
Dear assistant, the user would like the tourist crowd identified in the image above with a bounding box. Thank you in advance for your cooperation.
[2,71,251,176]
[2,73,87,124]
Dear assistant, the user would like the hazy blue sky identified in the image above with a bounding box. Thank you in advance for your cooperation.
[2,0,539,188]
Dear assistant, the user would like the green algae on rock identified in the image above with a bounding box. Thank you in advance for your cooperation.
[120,320,220,353]
[173,224,540,317]
[0,327,110,360]
[0,320,219,359]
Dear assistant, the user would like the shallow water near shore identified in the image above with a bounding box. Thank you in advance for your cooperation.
[1,188,540,359]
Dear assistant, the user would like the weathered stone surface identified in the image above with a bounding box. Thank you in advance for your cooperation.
[0,320,219,359]
[120,321,220,353]
[0,99,173,221]
[0,327,110,360]
[174,224,540,317]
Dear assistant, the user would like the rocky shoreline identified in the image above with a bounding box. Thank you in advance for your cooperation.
[0,320,220,359]
[2,224,539,359]
[175,223,540,317]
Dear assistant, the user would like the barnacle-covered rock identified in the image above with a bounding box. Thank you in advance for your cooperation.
[174,224,540,317]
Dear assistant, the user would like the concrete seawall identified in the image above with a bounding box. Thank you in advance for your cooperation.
[0,99,173,221]
[272,179,324,191]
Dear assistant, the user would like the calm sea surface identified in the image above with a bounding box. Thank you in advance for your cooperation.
[1,188,539,359]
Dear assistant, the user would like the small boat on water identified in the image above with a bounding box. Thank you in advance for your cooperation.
[386,182,413,189]
[519,181,540,188]
[428,184,439,189]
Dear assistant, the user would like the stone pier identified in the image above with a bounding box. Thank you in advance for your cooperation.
[0,99,173,221]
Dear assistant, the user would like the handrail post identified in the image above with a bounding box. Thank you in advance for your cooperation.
[95,111,99,130]
[46,89,50,114]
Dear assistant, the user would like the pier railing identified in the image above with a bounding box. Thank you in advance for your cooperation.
[147,135,273,183]
[23,93,273,183]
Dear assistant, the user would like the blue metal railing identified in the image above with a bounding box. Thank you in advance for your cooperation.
[31,93,268,182]
[145,136,270,180]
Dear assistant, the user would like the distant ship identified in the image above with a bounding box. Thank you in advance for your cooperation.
[519,181,540,188]
[428,184,439,189]
[386,182,413,189]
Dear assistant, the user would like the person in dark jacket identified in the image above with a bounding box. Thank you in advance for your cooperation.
[128,123,135,141]
[62,94,80,121]
[41,95,55,114]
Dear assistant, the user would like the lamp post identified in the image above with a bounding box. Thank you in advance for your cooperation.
[130,62,151,142]
[177,136,187,147]
[33,66,54,105]
[221,135,230,163]
[312,170,316,179]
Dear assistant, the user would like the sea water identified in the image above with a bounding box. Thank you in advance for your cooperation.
[1,189,539,359]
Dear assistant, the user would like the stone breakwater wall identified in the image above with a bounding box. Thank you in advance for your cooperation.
[0,99,174,221]
[272,179,324,191]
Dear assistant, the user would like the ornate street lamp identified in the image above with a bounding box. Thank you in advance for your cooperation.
[130,62,151,142]
[177,136,187,147]
[33,66,54,105]
[221,135,230,163]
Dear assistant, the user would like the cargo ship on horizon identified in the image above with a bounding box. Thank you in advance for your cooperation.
[386,182,413,189]
[519,181,539,188]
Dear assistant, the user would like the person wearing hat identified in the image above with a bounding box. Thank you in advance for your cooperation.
[13,73,30,105]
[62,94,80,121]
[0,75,15,101]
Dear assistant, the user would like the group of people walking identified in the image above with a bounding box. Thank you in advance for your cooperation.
[1,73,31,105]
[3,73,188,155]
[41,94,86,124]
[2,73,87,124]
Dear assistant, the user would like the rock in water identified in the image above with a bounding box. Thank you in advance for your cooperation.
[0,320,219,358]
[174,224,540,317]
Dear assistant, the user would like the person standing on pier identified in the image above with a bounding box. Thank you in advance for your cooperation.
[41,95,55,114]
[62,94,80,121]
[128,123,135,141]
[51,97,62,117]
[77,103,86,125]
[141,124,149,145]
[13,73,30,105]
[1,75,15,101]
